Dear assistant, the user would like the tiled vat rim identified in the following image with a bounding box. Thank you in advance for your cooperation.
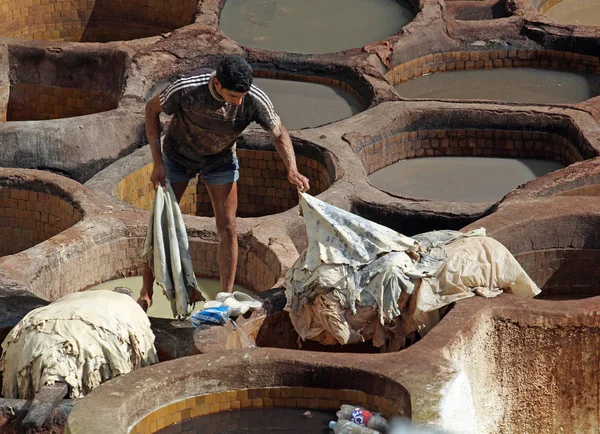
[537,0,574,14]
[385,49,600,85]
[113,150,331,216]
[253,69,368,109]
[128,387,402,434]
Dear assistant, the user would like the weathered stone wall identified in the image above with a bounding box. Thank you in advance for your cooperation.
[490,317,600,433]
[0,45,8,122]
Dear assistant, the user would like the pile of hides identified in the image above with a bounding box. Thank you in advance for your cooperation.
[284,193,540,351]
[0,290,158,399]
[141,182,202,318]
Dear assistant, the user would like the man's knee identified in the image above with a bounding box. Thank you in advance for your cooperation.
[216,214,237,236]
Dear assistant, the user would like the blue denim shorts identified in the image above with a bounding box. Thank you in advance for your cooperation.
[163,152,240,185]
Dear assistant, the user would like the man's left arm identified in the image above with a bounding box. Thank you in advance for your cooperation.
[274,125,310,192]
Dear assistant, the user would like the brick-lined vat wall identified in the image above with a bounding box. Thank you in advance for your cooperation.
[0,187,81,257]
[129,387,403,434]
[0,0,198,42]
[354,128,580,175]
[4,46,126,121]
[114,149,332,217]
[516,249,600,298]
[8,83,117,120]
[23,234,280,302]
[386,49,600,86]
[557,184,600,196]
[188,237,281,292]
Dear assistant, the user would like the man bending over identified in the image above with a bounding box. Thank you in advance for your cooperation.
[137,55,310,311]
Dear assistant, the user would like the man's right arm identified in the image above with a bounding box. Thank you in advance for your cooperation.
[145,96,166,189]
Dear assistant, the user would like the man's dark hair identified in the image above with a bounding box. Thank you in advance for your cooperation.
[216,56,253,93]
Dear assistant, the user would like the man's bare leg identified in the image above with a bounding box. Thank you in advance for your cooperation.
[206,182,238,293]
[137,180,192,311]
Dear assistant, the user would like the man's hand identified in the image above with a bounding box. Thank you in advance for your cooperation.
[151,163,167,190]
[288,170,310,192]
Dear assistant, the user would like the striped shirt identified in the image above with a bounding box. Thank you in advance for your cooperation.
[159,68,282,171]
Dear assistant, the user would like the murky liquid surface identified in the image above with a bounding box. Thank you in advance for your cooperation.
[368,157,564,202]
[395,68,600,103]
[251,78,363,129]
[155,407,336,434]
[544,0,600,26]
[219,0,414,53]
[89,276,254,319]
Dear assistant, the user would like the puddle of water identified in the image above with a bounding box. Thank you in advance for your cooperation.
[219,0,414,54]
[544,0,600,26]
[250,78,363,129]
[156,407,336,433]
[89,276,255,319]
[230,319,257,348]
[394,68,600,104]
[368,157,564,202]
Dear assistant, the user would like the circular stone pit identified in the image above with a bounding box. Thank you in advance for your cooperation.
[0,173,83,258]
[354,127,584,200]
[250,68,366,129]
[219,0,416,54]
[108,133,336,218]
[3,46,127,121]
[66,351,411,434]
[0,0,199,42]
[536,0,600,27]
[388,49,600,104]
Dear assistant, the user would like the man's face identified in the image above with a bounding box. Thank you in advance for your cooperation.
[214,78,247,105]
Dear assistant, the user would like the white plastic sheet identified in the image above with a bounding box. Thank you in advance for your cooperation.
[285,193,540,347]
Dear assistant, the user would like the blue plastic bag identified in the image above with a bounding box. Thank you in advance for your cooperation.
[191,306,231,326]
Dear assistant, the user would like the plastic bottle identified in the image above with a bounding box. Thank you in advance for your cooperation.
[336,405,389,432]
[329,420,381,434]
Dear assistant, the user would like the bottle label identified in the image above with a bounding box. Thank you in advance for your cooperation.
[350,408,373,426]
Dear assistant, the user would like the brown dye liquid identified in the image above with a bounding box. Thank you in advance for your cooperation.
[394,68,600,104]
[544,0,600,26]
[219,0,414,54]
[155,407,336,434]
[251,78,363,129]
[368,157,564,202]
[89,276,254,319]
